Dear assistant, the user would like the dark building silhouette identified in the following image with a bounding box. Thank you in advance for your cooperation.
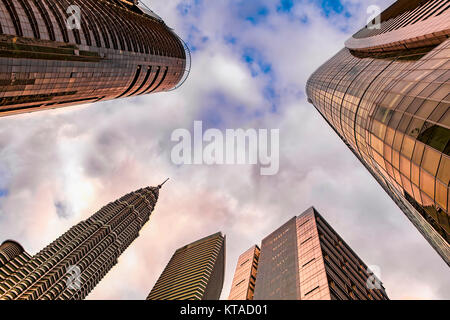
[0,0,189,117]
[147,232,226,300]
[306,0,450,265]
[250,208,388,300]
[0,183,163,300]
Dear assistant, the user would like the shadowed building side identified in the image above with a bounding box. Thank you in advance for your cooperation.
[146,232,226,300]
[0,184,162,300]
[0,0,188,117]
[306,0,450,265]
[254,217,300,300]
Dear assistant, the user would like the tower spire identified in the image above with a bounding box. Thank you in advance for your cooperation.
[158,178,170,189]
[0,186,159,300]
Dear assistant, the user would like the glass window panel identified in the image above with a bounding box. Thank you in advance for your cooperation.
[440,108,450,128]
[419,82,439,97]
[397,114,413,133]
[393,131,404,151]
[415,100,439,119]
[384,144,392,163]
[422,147,441,175]
[396,96,414,112]
[428,102,448,123]
[412,141,425,165]
[388,111,403,130]
[435,181,448,211]
[406,118,424,138]
[412,184,423,205]
[394,168,402,185]
[411,163,420,186]
[430,84,450,101]
[392,150,400,169]
[437,156,450,185]
[400,156,411,179]
[420,169,435,200]
[401,174,413,197]
[386,162,394,179]
[384,127,395,146]
[408,82,429,96]
[420,191,434,207]
[372,120,386,139]
[371,134,384,155]
[401,135,415,158]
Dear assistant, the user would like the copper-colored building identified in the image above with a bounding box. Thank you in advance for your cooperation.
[306,0,450,265]
[0,184,162,300]
[147,232,225,300]
[252,207,389,300]
[228,245,260,300]
[0,0,188,117]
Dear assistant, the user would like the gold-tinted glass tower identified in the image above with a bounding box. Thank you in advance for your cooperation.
[306,0,450,264]
[0,0,189,117]
[228,245,260,300]
[252,207,389,300]
[0,184,163,300]
[147,232,226,300]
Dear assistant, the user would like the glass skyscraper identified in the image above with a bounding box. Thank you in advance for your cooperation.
[228,245,260,300]
[147,232,226,300]
[251,207,389,300]
[0,184,162,300]
[306,0,450,265]
[0,0,188,117]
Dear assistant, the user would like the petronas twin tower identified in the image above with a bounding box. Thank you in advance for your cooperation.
[0,0,192,301]
[0,184,163,300]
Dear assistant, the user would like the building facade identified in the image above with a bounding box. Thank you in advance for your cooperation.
[0,184,162,300]
[306,0,450,265]
[252,207,389,300]
[228,245,259,300]
[0,0,188,117]
[147,232,225,300]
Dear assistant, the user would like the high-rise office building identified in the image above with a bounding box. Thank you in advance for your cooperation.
[0,0,189,117]
[252,207,389,300]
[0,183,164,300]
[228,245,260,300]
[306,0,450,265]
[147,232,225,300]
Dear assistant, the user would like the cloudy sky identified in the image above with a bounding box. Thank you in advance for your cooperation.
[0,0,449,300]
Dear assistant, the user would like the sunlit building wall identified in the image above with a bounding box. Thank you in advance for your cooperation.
[228,245,260,300]
[306,0,450,265]
[0,185,162,300]
[253,207,389,300]
[147,232,226,300]
[0,0,187,117]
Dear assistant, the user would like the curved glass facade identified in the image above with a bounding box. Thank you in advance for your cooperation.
[0,0,187,117]
[306,0,450,265]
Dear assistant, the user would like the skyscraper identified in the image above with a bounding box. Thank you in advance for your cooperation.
[252,207,388,300]
[228,245,260,300]
[147,232,225,300]
[306,0,450,265]
[0,0,189,117]
[0,183,163,300]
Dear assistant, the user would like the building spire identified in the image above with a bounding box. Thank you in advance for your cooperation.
[158,178,170,189]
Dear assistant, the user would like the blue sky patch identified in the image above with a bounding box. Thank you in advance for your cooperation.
[277,0,294,13]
